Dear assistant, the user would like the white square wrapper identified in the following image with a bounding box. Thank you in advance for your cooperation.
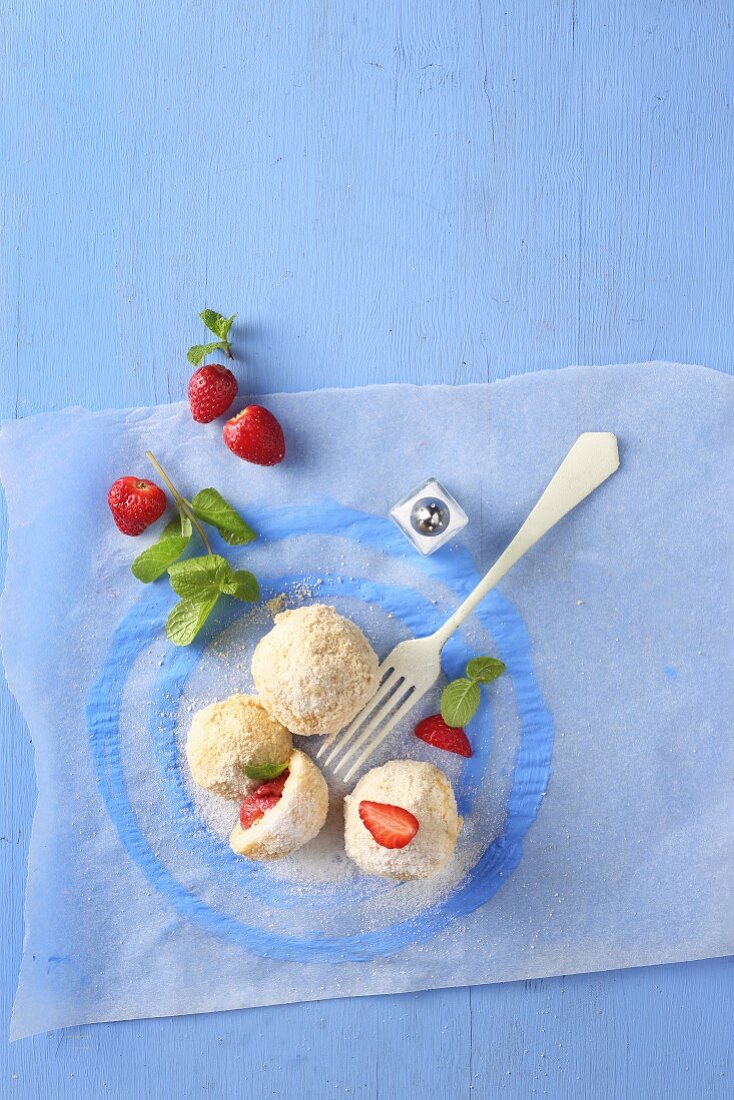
[0,362,732,1039]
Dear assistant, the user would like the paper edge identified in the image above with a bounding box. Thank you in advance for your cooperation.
[10,942,734,1041]
[0,361,731,439]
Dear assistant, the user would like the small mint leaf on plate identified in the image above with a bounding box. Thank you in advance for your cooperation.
[243,761,288,781]
[187,341,227,366]
[200,310,236,341]
[168,554,231,600]
[220,569,260,602]
[131,515,192,583]
[466,656,506,683]
[191,488,256,546]
[166,593,219,646]
[441,678,481,728]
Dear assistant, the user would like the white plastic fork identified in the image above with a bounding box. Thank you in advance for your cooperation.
[319,432,620,782]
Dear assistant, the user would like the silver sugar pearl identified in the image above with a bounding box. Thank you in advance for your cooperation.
[390,477,468,556]
[410,497,450,536]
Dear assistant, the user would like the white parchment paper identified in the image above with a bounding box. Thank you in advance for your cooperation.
[1,363,732,1038]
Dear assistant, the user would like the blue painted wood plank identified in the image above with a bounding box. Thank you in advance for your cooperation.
[1,1,732,1097]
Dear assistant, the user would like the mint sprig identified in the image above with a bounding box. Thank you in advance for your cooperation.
[131,515,192,582]
[167,592,221,647]
[168,554,232,599]
[441,679,480,727]
[191,489,256,546]
[166,555,259,643]
[465,656,505,683]
[128,452,259,646]
[440,655,506,728]
[220,569,260,601]
[187,309,236,365]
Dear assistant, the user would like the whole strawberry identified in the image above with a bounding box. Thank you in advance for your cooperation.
[188,363,238,423]
[108,477,167,536]
[223,405,285,466]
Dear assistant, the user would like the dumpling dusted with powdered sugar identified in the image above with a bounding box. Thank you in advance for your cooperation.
[251,604,379,736]
[344,760,462,880]
[230,749,329,861]
[186,693,292,800]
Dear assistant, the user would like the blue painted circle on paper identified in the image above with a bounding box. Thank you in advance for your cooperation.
[87,502,554,963]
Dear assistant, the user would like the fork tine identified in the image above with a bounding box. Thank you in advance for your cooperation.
[340,687,424,782]
[335,681,416,774]
[317,665,399,765]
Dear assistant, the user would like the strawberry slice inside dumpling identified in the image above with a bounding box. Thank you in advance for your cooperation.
[230,750,329,862]
[254,770,289,799]
[239,769,290,830]
[358,800,419,849]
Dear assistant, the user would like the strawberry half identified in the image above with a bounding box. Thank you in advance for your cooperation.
[238,769,290,830]
[188,363,238,423]
[358,800,419,850]
[107,477,167,536]
[223,405,285,466]
[414,714,472,757]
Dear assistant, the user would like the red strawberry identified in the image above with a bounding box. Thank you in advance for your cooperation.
[239,793,280,830]
[107,477,167,536]
[188,363,238,423]
[255,769,290,799]
[238,769,290,830]
[358,801,419,850]
[223,405,285,466]
[414,714,472,757]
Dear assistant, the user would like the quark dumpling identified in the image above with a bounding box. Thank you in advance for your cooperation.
[344,760,462,880]
[186,693,293,801]
[251,604,379,736]
[230,749,329,861]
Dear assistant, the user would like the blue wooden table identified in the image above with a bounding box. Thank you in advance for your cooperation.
[1,2,732,1096]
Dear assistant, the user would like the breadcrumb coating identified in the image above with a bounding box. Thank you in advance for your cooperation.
[252,604,379,736]
[230,748,329,860]
[186,693,293,801]
[344,760,462,880]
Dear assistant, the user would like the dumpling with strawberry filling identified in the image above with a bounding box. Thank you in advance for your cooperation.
[344,760,462,880]
[230,749,329,861]
[186,693,293,801]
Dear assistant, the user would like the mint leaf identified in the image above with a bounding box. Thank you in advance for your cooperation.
[187,341,227,366]
[168,554,231,599]
[131,515,192,583]
[220,569,260,602]
[166,593,219,646]
[243,761,288,781]
[200,310,236,341]
[466,656,506,683]
[191,489,256,546]
[441,678,481,728]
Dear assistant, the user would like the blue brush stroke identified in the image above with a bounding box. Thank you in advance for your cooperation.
[87,502,554,963]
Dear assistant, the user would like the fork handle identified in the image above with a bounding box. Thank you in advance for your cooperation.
[431,433,619,649]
